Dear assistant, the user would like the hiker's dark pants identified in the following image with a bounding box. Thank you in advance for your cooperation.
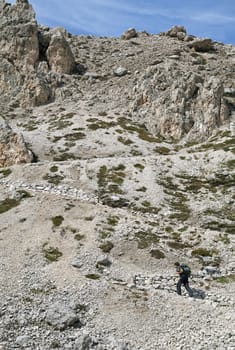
[177,276,193,297]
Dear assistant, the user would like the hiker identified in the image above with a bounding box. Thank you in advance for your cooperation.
[175,262,193,297]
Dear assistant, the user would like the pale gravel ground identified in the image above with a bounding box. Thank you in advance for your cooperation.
[1,97,235,349]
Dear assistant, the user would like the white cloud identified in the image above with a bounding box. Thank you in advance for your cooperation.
[191,12,235,24]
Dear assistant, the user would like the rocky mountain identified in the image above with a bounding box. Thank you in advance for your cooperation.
[0,1,234,349]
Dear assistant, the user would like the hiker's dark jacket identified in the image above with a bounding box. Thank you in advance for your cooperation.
[176,266,188,280]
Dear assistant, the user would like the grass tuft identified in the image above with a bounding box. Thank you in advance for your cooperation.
[51,215,64,227]
[43,246,63,262]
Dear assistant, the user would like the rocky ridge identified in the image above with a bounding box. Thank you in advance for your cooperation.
[0,1,235,350]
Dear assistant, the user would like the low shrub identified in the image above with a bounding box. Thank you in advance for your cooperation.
[99,241,114,253]
[150,249,165,259]
[43,246,62,262]
[85,273,101,280]
[191,248,216,257]
[0,168,12,177]
[0,198,20,214]
[51,215,64,227]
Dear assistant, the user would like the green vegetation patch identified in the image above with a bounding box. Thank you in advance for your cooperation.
[99,241,114,253]
[176,172,235,194]
[85,273,101,280]
[43,173,64,185]
[150,249,165,259]
[167,192,190,221]
[167,241,191,250]
[0,198,20,214]
[136,186,147,192]
[53,152,77,162]
[97,164,126,195]
[48,114,74,131]
[64,131,86,141]
[118,117,161,143]
[203,221,235,234]
[99,231,112,239]
[18,119,39,131]
[141,200,151,207]
[208,173,235,189]
[154,146,171,155]
[213,274,235,284]
[225,159,235,170]
[191,248,217,257]
[50,165,59,173]
[117,136,134,145]
[202,205,235,234]
[97,215,120,240]
[107,215,120,226]
[158,176,179,192]
[43,246,63,262]
[158,176,191,221]
[135,230,159,249]
[168,200,191,221]
[194,136,235,153]
[54,132,86,142]
[218,234,230,244]
[171,231,181,240]
[131,149,143,156]
[0,168,12,177]
[134,163,145,171]
[74,233,85,241]
[88,120,116,130]
[131,203,160,215]
[84,216,94,221]
[102,196,129,208]
[51,215,64,227]
[204,206,235,222]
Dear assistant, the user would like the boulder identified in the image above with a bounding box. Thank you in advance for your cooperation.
[15,335,30,347]
[74,334,94,350]
[0,116,33,167]
[166,25,187,39]
[188,38,214,52]
[45,301,81,330]
[114,67,128,77]
[121,28,137,40]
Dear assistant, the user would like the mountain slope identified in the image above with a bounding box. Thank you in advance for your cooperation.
[0,1,234,349]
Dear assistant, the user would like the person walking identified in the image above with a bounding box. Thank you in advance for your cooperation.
[175,262,193,297]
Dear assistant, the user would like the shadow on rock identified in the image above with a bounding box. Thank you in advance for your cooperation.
[191,288,206,299]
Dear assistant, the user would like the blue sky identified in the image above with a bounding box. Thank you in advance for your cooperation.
[9,0,235,44]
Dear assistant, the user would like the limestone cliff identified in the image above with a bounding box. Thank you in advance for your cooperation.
[0,1,235,143]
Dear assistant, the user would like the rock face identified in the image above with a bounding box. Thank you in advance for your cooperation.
[0,1,234,143]
[0,0,39,68]
[0,116,33,167]
[132,68,229,141]
[0,0,76,109]
[0,0,39,107]
[46,28,75,74]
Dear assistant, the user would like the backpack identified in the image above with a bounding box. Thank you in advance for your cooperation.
[181,264,191,277]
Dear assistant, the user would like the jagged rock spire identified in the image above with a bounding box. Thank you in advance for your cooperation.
[16,0,29,4]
